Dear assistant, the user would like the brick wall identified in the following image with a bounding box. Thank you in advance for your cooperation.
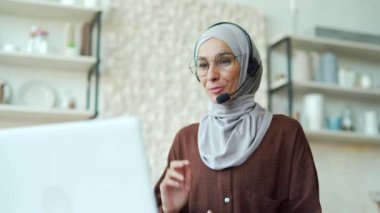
[100,0,266,182]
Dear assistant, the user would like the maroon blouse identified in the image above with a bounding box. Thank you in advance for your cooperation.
[154,115,321,213]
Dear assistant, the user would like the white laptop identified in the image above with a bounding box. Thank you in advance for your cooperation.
[0,117,156,213]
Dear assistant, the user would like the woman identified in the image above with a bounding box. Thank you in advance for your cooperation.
[154,22,321,213]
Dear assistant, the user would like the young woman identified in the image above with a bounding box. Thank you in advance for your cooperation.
[154,22,321,213]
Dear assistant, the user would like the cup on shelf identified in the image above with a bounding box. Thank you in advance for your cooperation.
[318,52,338,84]
[303,93,325,130]
[338,67,356,89]
[359,74,372,89]
[363,110,379,136]
[309,51,320,81]
[293,50,312,81]
[327,115,342,131]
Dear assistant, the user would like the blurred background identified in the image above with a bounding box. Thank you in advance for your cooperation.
[0,0,379,212]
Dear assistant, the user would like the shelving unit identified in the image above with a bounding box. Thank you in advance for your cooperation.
[268,35,380,145]
[0,50,96,71]
[271,79,380,102]
[269,34,380,61]
[0,0,101,128]
[0,104,92,122]
[0,0,100,22]
[305,129,380,145]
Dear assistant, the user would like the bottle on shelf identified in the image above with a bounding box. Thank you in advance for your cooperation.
[64,23,78,56]
[341,107,355,131]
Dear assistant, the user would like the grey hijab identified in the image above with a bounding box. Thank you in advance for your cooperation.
[196,23,273,170]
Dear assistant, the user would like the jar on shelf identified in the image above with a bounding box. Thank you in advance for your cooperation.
[27,26,49,54]
[303,93,325,130]
[341,107,355,131]
[60,90,77,110]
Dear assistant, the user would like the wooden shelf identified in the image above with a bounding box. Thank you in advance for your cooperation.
[0,50,96,71]
[306,129,380,145]
[0,0,100,22]
[270,79,380,102]
[270,34,380,60]
[0,104,93,123]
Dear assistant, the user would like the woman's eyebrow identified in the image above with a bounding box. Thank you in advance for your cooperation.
[217,51,233,56]
[197,56,207,60]
[197,51,233,60]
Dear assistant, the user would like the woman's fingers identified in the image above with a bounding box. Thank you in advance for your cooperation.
[161,174,184,190]
[169,160,189,169]
[164,177,184,188]
[167,168,185,182]
[167,160,190,183]
[207,210,213,213]
[161,160,191,190]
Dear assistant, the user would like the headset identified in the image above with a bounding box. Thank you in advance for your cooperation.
[193,22,261,81]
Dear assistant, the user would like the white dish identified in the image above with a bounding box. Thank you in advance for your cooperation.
[18,81,56,108]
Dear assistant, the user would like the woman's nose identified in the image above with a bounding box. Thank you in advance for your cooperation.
[206,62,220,81]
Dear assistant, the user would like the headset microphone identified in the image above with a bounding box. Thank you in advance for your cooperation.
[216,93,231,104]
[216,78,249,104]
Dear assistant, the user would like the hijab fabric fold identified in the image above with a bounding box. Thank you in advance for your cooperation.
[196,23,273,170]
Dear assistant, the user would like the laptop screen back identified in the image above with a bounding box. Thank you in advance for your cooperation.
[0,117,156,213]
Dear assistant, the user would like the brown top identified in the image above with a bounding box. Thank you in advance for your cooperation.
[154,115,321,213]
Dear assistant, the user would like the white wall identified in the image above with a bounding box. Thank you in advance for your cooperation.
[224,0,380,40]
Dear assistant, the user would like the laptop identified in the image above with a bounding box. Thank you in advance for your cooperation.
[0,117,156,213]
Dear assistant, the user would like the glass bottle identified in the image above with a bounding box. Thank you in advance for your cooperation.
[341,107,354,131]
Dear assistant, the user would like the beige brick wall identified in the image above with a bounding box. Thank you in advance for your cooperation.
[100,0,267,183]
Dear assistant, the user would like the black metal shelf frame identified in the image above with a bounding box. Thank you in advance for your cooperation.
[267,36,293,116]
[86,11,101,118]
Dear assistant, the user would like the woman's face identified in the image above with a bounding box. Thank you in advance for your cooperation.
[197,38,240,103]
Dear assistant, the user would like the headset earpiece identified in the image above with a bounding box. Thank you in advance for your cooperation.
[248,57,260,77]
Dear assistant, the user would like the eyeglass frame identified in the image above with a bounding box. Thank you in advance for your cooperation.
[189,52,242,78]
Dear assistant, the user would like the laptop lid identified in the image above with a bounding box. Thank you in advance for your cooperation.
[0,117,156,213]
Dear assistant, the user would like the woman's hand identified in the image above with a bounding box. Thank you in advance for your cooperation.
[159,160,191,213]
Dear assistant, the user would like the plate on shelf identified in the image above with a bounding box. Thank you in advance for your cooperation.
[18,81,57,108]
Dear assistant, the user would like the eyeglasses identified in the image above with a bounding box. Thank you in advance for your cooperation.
[189,52,240,77]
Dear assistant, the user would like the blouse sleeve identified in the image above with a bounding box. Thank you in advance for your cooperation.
[288,125,322,213]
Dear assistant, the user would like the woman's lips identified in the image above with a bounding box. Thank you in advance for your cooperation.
[208,86,225,94]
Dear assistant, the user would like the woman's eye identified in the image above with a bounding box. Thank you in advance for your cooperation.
[219,58,232,65]
[198,63,208,69]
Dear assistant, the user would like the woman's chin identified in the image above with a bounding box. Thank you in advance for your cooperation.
[208,95,218,103]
